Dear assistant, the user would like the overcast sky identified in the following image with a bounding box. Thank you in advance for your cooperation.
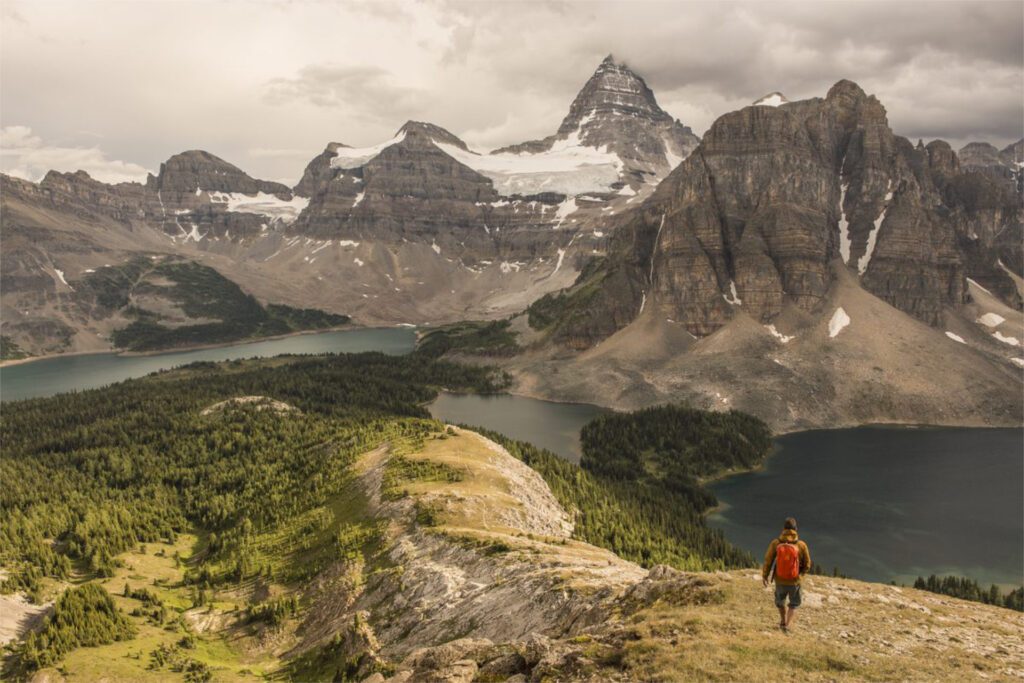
[2,0,1021,185]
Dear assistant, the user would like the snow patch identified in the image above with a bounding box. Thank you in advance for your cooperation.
[551,197,578,228]
[828,307,850,338]
[649,213,666,284]
[663,139,685,170]
[992,331,1020,347]
[330,131,407,169]
[185,223,205,242]
[766,325,794,343]
[966,277,992,295]
[753,92,788,107]
[638,291,647,315]
[352,191,365,207]
[552,248,566,274]
[499,261,522,274]
[435,123,624,196]
[838,182,851,264]
[945,331,967,344]
[206,190,308,223]
[431,241,441,255]
[1010,358,1024,368]
[858,207,887,274]
[723,280,742,306]
[977,313,1006,327]
[53,268,73,290]
[353,258,364,267]
[337,240,360,248]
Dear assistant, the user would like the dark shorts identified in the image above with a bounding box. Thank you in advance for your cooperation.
[774,583,802,608]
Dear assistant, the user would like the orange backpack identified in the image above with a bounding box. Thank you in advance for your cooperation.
[775,542,801,581]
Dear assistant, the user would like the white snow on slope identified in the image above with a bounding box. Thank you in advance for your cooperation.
[977,313,1006,327]
[945,331,967,344]
[207,191,309,223]
[723,280,742,305]
[858,180,894,275]
[330,132,407,169]
[663,139,685,171]
[766,325,794,343]
[552,248,567,274]
[858,207,886,274]
[966,277,992,295]
[435,115,624,196]
[992,331,1020,346]
[828,307,851,338]
[352,191,365,207]
[353,258,364,267]
[431,241,441,255]
[551,197,578,227]
[499,261,523,274]
[337,240,360,248]
[650,213,666,283]
[838,182,851,264]
[753,92,788,107]
[185,224,205,242]
[54,268,72,289]
[1011,358,1024,368]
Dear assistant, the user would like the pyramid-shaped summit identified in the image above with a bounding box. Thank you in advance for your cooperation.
[557,54,675,134]
[495,55,700,180]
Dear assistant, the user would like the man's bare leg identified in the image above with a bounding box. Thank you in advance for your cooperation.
[785,606,798,629]
[777,605,786,629]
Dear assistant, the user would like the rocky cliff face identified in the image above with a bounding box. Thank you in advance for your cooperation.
[532,80,1022,347]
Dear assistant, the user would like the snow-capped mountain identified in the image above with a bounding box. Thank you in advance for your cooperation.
[492,55,699,184]
[0,56,703,356]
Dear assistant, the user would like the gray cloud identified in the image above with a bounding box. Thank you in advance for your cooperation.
[264,64,427,118]
[1,0,1020,184]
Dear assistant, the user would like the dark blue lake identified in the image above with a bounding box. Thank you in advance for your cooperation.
[708,426,1024,587]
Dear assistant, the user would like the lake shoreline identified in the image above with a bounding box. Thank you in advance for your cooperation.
[0,323,411,368]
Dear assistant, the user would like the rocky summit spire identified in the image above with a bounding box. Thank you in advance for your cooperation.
[556,56,672,136]
[489,55,700,180]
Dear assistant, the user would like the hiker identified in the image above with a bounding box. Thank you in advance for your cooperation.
[761,517,811,632]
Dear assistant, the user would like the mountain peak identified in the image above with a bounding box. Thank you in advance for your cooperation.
[397,121,468,151]
[826,79,868,102]
[558,55,667,136]
[155,149,289,196]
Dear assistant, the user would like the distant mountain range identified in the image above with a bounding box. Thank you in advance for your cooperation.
[1,56,696,356]
[2,56,1021,429]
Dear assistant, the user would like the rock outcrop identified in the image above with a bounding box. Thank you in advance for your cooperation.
[301,430,1024,683]
[531,80,1022,347]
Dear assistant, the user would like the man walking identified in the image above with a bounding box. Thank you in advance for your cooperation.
[762,517,812,632]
